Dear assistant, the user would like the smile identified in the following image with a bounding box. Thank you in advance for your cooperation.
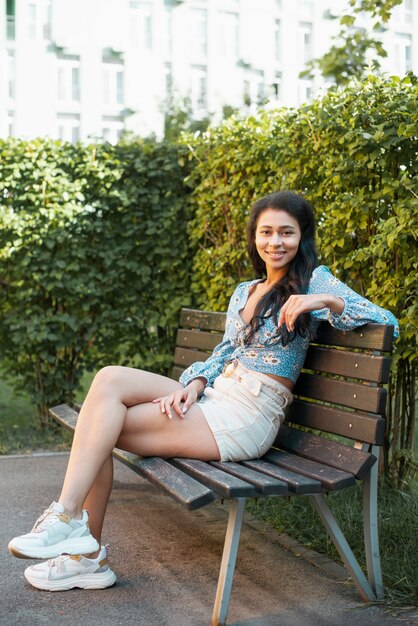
[266,251,286,259]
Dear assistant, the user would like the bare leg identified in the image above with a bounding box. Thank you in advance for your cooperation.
[58,366,220,529]
[83,455,114,545]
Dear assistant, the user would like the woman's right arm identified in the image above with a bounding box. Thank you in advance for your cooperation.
[153,284,244,419]
[152,337,235,419]
[179,282,244,389]
[179,337,235,388]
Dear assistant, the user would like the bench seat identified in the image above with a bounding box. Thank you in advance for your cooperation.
[50,309,395,626]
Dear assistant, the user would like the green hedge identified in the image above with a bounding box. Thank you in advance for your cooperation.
[186,74,417,485]
[0,137,192,422]
[0,75,416,485]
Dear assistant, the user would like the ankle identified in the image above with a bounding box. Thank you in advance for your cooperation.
[85,549,101,559]
[58,501,83,521]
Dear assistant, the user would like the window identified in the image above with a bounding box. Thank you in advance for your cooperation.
[27,1,50,40]
[7,111,14,136]
[102,117,124,144]
[218,11,239,60]
[298,78,313,104]
[274,19,281,63]
[6,0,15,40]
[57,114,80,144]
[44,0,52,40]
[256,77,265,104]
[164,1,173,57]
[393,0,413,23]
[394,33,412,74]
[28,3,37,39]
[191,65,207,111]
[57,59,80,103]
[102,62,124,107]
[191,8,207,57]
[164,63,173,97]
[299,22,313,64]
[404,0,413,22]
[300,0,314,18]
[272,71,282,101]
[7,50,15,100]
[243,70,265,107]
[129,1,153,49]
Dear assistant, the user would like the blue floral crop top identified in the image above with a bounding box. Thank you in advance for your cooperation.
[179,265,399,387]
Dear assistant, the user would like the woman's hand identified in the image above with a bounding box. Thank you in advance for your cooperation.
[278,294,344,332]
[152,378,206,419]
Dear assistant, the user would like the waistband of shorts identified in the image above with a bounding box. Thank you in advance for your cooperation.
[222,359,293,399]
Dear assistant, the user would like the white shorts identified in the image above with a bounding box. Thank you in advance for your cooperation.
[198,360,293,462]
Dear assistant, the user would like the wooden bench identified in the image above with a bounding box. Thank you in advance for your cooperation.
[50,308,395,626]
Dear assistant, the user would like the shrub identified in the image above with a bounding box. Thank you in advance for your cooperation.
[0,75,416,486]
[0,137,191,423]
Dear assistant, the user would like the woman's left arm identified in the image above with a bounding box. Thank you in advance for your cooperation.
[279,266,399,336]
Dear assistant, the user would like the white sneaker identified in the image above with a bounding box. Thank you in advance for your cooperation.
[24,545,116,591]
[8,501,99,559]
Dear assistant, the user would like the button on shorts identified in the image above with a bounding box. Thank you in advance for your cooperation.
[197,360,293,462]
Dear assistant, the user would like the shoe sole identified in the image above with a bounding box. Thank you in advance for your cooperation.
[24,569,117,591]
[8,536,100,560]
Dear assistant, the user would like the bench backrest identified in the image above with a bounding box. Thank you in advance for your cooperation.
[172,308,395,478]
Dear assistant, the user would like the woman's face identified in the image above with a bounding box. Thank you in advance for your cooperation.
[255,208,301,279]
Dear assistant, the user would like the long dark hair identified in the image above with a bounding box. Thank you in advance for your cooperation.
[245,190,318,344]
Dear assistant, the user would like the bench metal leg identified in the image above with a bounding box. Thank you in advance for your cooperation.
[363,446,384,599]
[310,493,376,602]
[211,498,246,626]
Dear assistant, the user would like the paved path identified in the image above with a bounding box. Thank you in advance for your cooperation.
[0,454,416,626]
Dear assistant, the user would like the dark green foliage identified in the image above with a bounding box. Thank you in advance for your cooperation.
[0,137,192,423]
[185,74,417,486]
[0,75,416,486]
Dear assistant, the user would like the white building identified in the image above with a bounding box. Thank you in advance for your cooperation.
[0,0,416,142]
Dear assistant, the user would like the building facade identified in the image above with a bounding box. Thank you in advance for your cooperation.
[0,0,416,142]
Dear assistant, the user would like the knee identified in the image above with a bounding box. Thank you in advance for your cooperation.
[93,365,125,390]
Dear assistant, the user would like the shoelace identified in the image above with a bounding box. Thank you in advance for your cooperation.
[47,554,71,573]
[47,550,106,573]
[32,505,61,532]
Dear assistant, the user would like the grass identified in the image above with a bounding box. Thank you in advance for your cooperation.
[0,374,83,455]
[1,367,417,611]
[247,482,418,611]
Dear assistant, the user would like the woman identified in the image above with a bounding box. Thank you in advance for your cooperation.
[8,190,398,591]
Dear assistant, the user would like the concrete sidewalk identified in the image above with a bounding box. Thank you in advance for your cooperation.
[0,454,416,626]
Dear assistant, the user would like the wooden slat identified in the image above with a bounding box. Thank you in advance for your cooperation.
[49,405,215,510]
[304,346,391,383]
[176,329,223,352]
[174,339,390,384]
[114,451,215,510]
[171,458,256,498]
[314,322,395,351]
[242,459,322,494]
[180,308,226,332]
[287,400,385,445]
[210,461,290,495]
[174,347,209,368]
[49,403,78,430]
[263,449,356,491]
[294,372,387,414]
[275,424,376,480]
[179,311,394,350]
[171,365,186,381]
